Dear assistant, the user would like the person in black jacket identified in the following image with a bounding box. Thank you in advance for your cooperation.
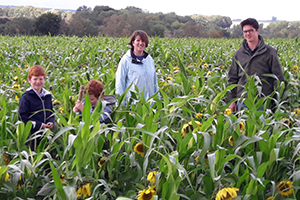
[227,18,285,112]
[19,65,55,135]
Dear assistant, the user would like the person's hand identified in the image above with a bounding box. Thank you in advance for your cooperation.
[73,100,84,112]
[42,123,48,129]
[228,102,237,113]
[47,123,54,130]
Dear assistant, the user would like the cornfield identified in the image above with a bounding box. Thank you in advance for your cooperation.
[1,35,300,200]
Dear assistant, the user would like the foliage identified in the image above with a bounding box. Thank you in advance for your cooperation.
[34,12,61,36]
[0,35,300,200]
[1,5,300,38]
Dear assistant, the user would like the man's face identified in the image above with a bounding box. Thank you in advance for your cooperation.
[243,25,259,43]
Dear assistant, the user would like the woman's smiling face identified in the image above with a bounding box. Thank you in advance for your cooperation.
[132,35,146,56]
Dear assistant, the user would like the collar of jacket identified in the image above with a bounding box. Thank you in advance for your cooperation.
[242,35,266,55]
[130,48,149,64]
[26,87,51,96]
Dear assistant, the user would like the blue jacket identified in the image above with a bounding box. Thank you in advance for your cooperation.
[79,95,117,124]
[19,87,55,133]
[115,48,160,100]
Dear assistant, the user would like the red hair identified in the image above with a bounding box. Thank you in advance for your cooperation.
[84,80,104,98]
[28,65,46,79]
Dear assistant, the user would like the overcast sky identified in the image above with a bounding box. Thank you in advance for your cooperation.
[2,0,300,21]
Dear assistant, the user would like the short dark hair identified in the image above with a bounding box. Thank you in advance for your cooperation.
[240,18,259,30]
[128,30,149,48]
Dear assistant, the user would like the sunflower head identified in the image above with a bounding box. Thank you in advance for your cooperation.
[239,122,245,132]
[134,142,144,157]
[294,108,300,117]
[195,113,202,119]
[98,157,107,168]
[224,109,231,115]
[3,155,10,165]
[293,65,299,72]
[166,76,173,82]
[276,181,293,196]
[216,187,239,200]
[229,136,234,146]
[181,121,202,137]
[59,174,65,182]
[147,171,158,184]
[138,186,156,200]
[82,183,91,197]
[192,85,196,91]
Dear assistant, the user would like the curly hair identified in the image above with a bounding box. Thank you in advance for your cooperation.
[84,80,104,99]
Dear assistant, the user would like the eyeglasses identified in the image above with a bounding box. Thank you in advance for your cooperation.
[243,29,255,34]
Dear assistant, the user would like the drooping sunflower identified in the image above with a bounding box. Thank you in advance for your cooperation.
[293,65,299,72]
[98,157,107,168]
[228,136,234,146]
[239,122,245,132]
[215,187,239,200]
[181,121,202,137]
[12,83,21,90]
[134,142,144,157]
[76,187,82,197]
[166,76,173,82]
[294,108,300,117]
[224,109,231,115]
[266,196,274,200]
[276,181,293,196]
[192,85,196,91]
[82,183,91,197]
[60,174,65,183]
[3,155,10,165]
[195,113,203,119]
[138,186,156,200]
[147,171,158,184]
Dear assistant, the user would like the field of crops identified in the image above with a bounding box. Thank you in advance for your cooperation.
[1,35,300,200]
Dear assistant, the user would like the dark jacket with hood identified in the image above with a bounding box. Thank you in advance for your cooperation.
[227,35,285,103]
[19,87,55,134]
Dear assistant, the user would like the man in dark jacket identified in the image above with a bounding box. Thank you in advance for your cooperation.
[227,18,285,112]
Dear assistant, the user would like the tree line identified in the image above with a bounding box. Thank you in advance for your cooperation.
[1,5,300,38]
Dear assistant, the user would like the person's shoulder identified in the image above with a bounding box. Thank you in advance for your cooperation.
[21,87,34,97]
[43,88,52,96]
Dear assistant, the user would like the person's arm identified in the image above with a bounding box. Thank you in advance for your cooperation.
[19,95,43,132]
[99,105,112,124]
[46,96,55,130]
[227,56,239,103]
[153,64,160,99]
[270,49,285,82]
[115,57,127,97]
[73,100,84,112]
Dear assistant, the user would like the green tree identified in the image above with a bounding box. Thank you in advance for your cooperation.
[68,14,98,37]
[76,5,92,12]
[35,12,61,36]
[3,17,35,35]
[178,21,207,38]
[3,7,15,17]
